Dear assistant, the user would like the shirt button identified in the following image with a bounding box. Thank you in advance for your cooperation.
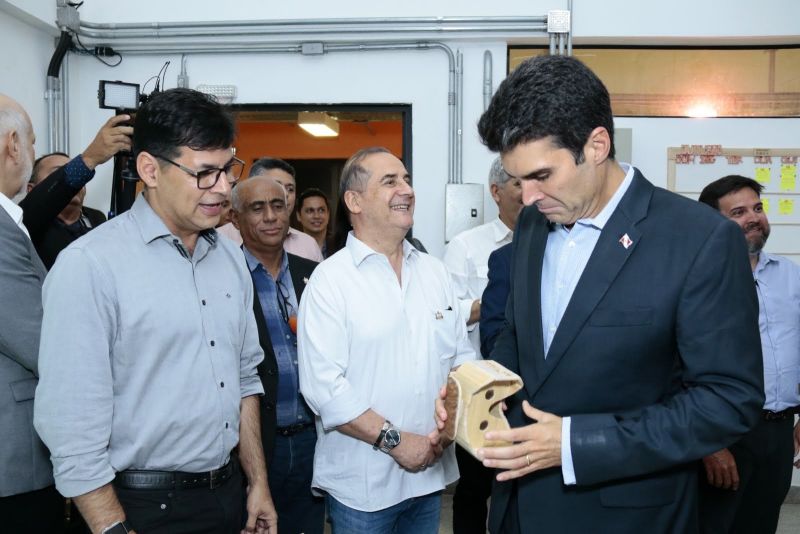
[202,299,206,305]
[220,382,224,388]
[225,422,229,428]
[568,241,576,248]
[210,340,215,347]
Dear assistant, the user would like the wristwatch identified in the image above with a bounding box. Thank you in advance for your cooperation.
[102,520,133,534]
[373,420,401,453]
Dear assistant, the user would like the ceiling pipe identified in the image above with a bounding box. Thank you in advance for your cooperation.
[483,50,493,112]
[64,15,555,186]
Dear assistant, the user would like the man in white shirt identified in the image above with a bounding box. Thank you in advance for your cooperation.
[442,156,521,533]
[443,158,522,356]
[297,147,474,533]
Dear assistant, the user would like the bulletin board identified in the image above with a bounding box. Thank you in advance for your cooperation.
[667,146,800,262]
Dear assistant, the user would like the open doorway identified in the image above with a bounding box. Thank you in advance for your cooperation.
[230,104,411,234]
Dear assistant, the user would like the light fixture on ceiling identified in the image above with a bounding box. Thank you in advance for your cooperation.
[298,111,340,137]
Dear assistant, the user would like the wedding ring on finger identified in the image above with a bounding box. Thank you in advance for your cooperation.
[526,454,532,467]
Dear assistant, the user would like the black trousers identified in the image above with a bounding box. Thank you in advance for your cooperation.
[0,484,65,533]
[115,463,244,534]
[453,445,495,534]
[698,416,795,534]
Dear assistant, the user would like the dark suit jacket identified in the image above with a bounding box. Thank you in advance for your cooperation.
[480,243,512,358]
[34,206,106,270]
[251,252,318,463]
[20,165,85,246]
[488,170,764,534]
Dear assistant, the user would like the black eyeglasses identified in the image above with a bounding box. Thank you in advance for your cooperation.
[276,279,296,325]
[155,154,245,190]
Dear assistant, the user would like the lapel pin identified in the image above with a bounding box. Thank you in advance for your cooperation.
[619,233,633,249]
[303,277,309,284]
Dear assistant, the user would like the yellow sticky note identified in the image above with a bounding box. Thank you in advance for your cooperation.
[755,167,771,184]
[762,197,770,214]
[778,198,794,215]
[781,164,797,191]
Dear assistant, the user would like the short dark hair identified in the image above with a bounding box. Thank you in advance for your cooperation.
[133,88,235,160]
[249,157,295,179]
[478,55,615,164]
[31,151,69,183]
[331,147,392,254]
[698,175,764,211]
[297,187,329,213]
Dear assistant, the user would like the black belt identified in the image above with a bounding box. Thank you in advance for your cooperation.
[276,422,314,436]
[114,461,233,490]
[762,406,800,421]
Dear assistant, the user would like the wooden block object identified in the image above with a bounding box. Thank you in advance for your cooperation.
[443,360,523,459]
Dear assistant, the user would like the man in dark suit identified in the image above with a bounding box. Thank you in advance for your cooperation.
[26,152,107,269]
[465,55,764,533]
[232,175,324,534]
[479,243,511,359]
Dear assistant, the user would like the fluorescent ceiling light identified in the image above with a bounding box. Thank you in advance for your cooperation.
[298,111,340,137]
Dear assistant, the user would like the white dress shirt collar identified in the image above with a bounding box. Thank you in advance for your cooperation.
[0,190,29,238]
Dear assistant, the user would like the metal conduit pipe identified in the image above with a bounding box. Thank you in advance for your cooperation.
[46,76,59,153]
[78,15,547,32]
[327,42,457,185]
[483,50,493,112]
[455,51,463,184]
[60,56,70,154]
[77,24,549,40]
[567,0,573,56]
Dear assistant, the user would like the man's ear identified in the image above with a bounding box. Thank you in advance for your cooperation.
[586,126,612,165]
[6,130,22,164]
[231,208,241,231]
[343,190,361,215]
[490,183,501,204]
[137,152,160,188]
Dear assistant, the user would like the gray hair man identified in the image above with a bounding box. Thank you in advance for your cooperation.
[297,147,474,532]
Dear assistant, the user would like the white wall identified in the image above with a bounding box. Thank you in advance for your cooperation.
[0,10,59,160]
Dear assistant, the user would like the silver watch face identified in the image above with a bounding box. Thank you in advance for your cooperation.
[384,428,401,449]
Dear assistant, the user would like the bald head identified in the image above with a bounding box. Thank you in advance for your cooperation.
[0,94,35,198]
[232,176,290,254]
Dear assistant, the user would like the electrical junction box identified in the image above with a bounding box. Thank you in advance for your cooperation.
[445,183,484,242]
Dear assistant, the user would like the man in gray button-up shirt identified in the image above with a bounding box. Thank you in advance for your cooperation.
[34,89,277,534]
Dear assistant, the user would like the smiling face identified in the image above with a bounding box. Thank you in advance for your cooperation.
[139,146,234,245]
[298,195,329,237]
[347,152,414,242]
[717,187,770,254]
[233,177,289,254]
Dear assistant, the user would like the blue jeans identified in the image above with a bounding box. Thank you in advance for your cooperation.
[327,491,441,534]
[268,425,324,534]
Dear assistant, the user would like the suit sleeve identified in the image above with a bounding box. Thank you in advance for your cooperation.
[569,219,764,485]
[487,241,520,374]
[480,245,511,358]
[0,222,42,374]
[20,157,94,244]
